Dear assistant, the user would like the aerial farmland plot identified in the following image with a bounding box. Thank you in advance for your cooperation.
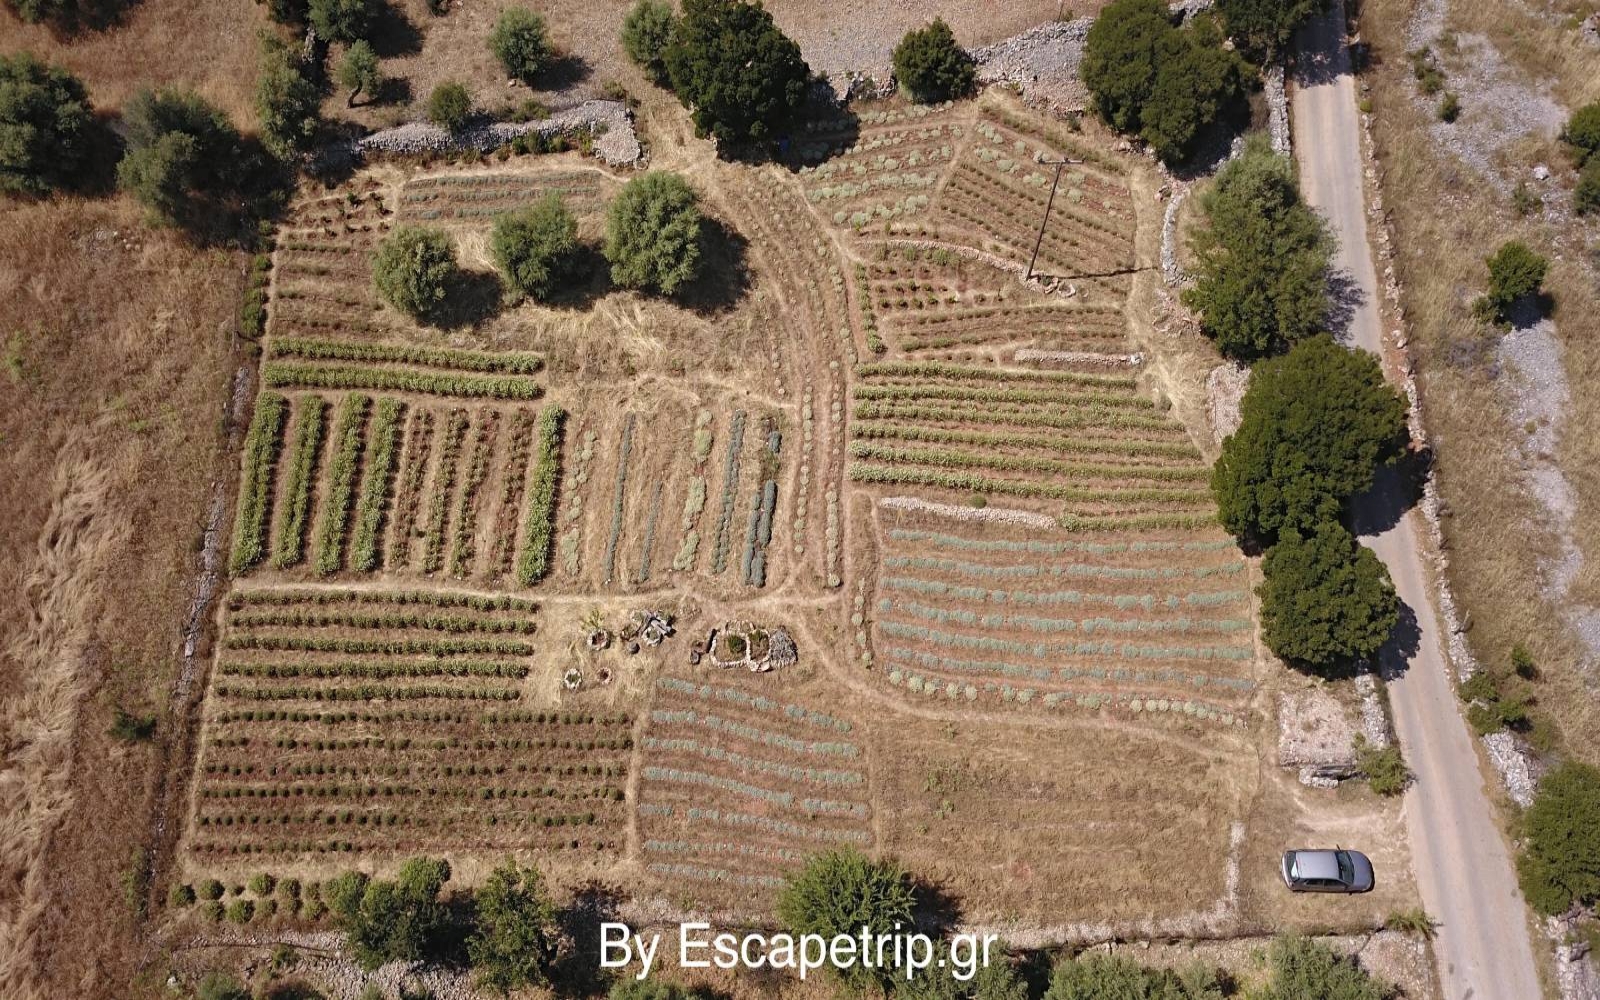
[163,90,1414,974]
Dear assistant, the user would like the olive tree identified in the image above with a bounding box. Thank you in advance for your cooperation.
[491,194,581,300]
[777,849,916,989]
[467,859,559,994]
[892,19,976,104]
[117,88,247,230]
[1518,762,1600,916]
[337,40,382,107]
[622,0,678,86]
[489,7,552,83]
[1258,520,1399,673]
[662,0,809,146]
[428,81,473,130]
[604,171,704,295]
[373,225,459,320]
[255,34,321,159]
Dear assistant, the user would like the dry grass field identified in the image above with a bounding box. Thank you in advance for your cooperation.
[1358,0,1600,762]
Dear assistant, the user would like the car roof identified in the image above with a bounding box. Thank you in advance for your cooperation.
[1291,850,1342,880]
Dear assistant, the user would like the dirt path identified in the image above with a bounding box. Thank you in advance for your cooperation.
[1292,6,1544,998]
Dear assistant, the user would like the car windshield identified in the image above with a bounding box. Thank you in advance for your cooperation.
[1337,852,1354,883]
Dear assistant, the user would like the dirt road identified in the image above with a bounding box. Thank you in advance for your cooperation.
[1291,5,1545,999]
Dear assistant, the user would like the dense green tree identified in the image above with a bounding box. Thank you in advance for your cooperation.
[1258,520,1398,672]
[777,848,916,989]
[373,225,459,319]
[1212,335,1409,540]
[892,19,976,104]
[117,88,246,228]
[1475,239,1548,324]
[491,193,580,300]
[0,53,92,195]
[662,0,809,147]
[1081,0,1172,134]
[331,857,453,969]
[428,81,473,130]
[1081,0,1244,163]
[604,171,704,295]
[489,6,552,83]
[1562,101,1600,165]
[622,0,678,86]
[1044,953,1224,999]
[467,859,559,994]
[256,34,321,159]
[608,981,710,1000]
[1517,762,1600,915]
[1184,135,1333,359]
[1259,936,1386,1000]
[1139,18,1247,164]
[900,953,1030,1000]
[337,40,382,107]
[1216,0,1321,56]
[309,0,379,43]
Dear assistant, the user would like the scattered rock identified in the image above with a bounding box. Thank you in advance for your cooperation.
[352,99,643,167]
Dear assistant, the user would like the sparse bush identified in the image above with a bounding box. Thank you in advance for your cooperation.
[892,19,976,104]
[256,33,322,159]
[1213,335,1409,540]
[198,972,251,1000]
[621,0,678,86]
[902,953,1030,1000]
[257,0,309,26]
[1438,91,1460,123]
[309,0,380,43]
[110,708,157,742]
[1045,953,1225,1000]
[201,900,226,922]
[604,171,704,295]
[489,7,551,83]
[372,225,458,320]
[491,193,579,300]
[663,0,809,146]
[1353,734,1407,796]
[1384,908,1435,938]
[338,40,382,107]
[1512,179,1539,217]
[427,81,473,131]
[777,849,915,988]
[249,873,277,897]
[226,899,255,924]
[200,878,226,901]
[1184,135,1333,360]
[168,883,196,909]
[608,981,710,1000]
[1511,643,1538,679]
[1562,101,1600,165]
[0,53,92,195]
[1518,762,1600,916]
[467,858,559,994]
[1258,520,1399,674]
[1460,668,1533,736]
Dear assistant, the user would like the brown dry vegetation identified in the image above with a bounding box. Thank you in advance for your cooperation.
[1358,0,1600,760]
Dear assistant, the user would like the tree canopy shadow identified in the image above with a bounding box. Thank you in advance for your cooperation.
[369,0,423,58]
[1347,453,1429,539]
[536,53,593,92]
[431,269,506,330]
[1324,268,1367,346]
[539,244,613,311]
[548,881,624,998]
[911,876,965,938]
[779,102,861,172]
[676,217,751,315]
[1375,597,1422,683]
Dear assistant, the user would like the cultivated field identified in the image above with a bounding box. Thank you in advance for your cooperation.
[167,94,1405,945]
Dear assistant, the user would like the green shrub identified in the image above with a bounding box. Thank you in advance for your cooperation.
[109,708,158,742]
[272,396,327,567]
[428,81,473,131]
[1518,762,1600,915]
[248,873,277,897]
[777,849,915,988]
[662,0,809,146]
[604,172,704,295]
[517,407,566,585]
[372,225,458,320]
[467,858,559,993]
[1383,908,1435,938]
[900,953,1029,1000]
[491,193,580,299]
[309,0,379,43]
[608,981,711,1000]
[1512,179,1539,216]
[310,393,370,576]
[198,972,250,1000]
[1258,936,1386,1000]
[258,0,309,26]
[168,883,197,908]
[1213,336,1409,540]
[1258,520,1398,674]
[1575,158,1600,216]
[1511,643,1538,679]
[1184,135,1333,360]
[621,0,678,86]
[0,53,92,195]
[1459,668,1533,736]
[1353,735,1407,796]
[489,7,551,83]
[331,857,452,969]
[226,899,255,923]
[1562,101,1600,165]
[1438,91,1461,123]
[892,19,976,104]
[201,900,226,922]
[338,40,382,107]
[1476,239,1549,324]
[1045,953,1224,1000]
[230,391,288,574]
[350,397,404,571]
[200,878,226,901]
